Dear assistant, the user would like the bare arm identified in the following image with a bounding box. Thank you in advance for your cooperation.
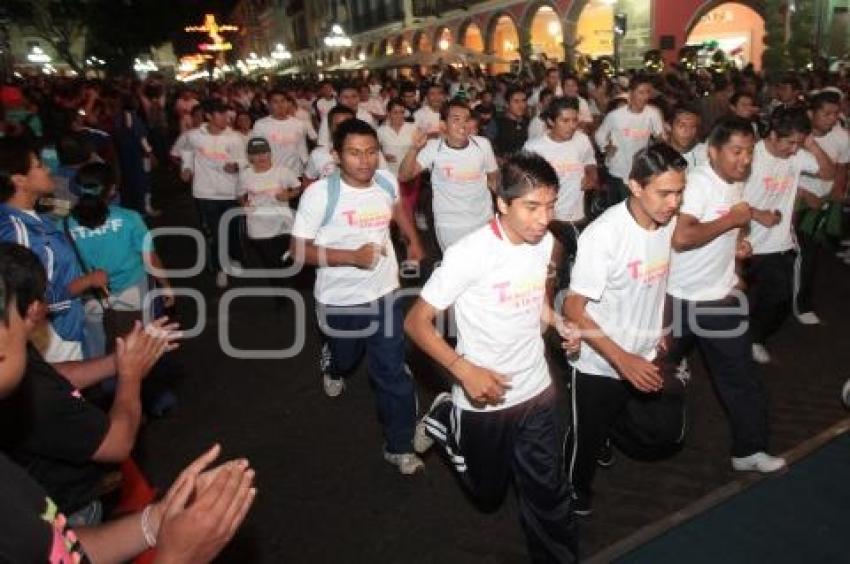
[829,162,847,201]
[805,136,836,181]
[563,292,662,392]
[486,171,500,195]
[398,146,424,183]
[672,204,750,252]
[52,354,117,389]
[289,237,383,269]
[392,202,424,262]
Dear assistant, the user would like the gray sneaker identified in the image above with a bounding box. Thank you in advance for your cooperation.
[413,392,452,454]
[383,451,424,475]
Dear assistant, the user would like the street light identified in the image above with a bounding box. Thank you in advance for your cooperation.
[324,24,352,48]
[27,45,51,64]
[272,43,292,60]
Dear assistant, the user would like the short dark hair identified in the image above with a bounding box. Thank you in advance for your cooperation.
[629,143,688,187]
[768,106,811,138]
[337,82,358,96]
[707,116,756,148]
[809,90,841,112]
[779,74,802,91]
[385,97,406,113]
[0,242,47,319]
[543,96,580,123]
[400,82,417,95]
[504,85,527,103]
[426,83,445,94]
[327,104,356,125]
[267,89,292,102]
[630,73,654,91]
[57,132,93,167]
[440,99,471,121]
[561,73,579,86]
[72,162,116,229]
[668,104,700,124]
[0,138,34,203]
[332,118,378,154]
[498,151,559,205]
[729,91,754,107]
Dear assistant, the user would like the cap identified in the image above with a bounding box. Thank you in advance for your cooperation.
[246,136,272,155]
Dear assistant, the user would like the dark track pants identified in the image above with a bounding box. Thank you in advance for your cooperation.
[424,386,577,563]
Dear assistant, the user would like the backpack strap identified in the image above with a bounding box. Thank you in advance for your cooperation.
[319,170,396,228]
[320,171,342,228]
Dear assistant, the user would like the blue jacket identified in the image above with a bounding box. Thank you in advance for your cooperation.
[0,204,85,342]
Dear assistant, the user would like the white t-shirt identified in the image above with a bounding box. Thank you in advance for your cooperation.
[295,107,318,142]
[569,202,675,378]
[668,164,743,301]
[414,105,442,135]
[681,142,708,172]
[524,132,596,222]
[291,171,400,306]
[237,166,301,239]
[528,116,547,140]
[416,136,499,249]
[304,146,388,181]
[183,125,245,200]
[744,140,819,254]
[377,122,417,177]
[251,116,309,176]
[800,125,850,198]
[576,96,594,124]
[594,105,664,179]
[420,219,554,412]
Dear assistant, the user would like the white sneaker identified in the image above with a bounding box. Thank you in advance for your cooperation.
[322,373,345,398]
[384,451,424,475]
[413,392,452,454]
[752,343,771,364]
[796,312,821,325]
[732,452,787,473]
[215,271,228,288]
[414,212,428,231]
[674,358,691,386]
[841,378,850,409]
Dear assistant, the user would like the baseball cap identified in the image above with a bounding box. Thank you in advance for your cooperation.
[246,137,272,155]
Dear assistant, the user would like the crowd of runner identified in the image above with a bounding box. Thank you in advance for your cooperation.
[1,59,849,562]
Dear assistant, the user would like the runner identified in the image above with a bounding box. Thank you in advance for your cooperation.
[668,116,786,473]
[406,152,580,563]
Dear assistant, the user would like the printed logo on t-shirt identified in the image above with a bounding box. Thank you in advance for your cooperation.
[340,207,392,229]
[626,258,670,284]
[762,175,794,194]
[268,132,297,145]
[199,147,229,162]
[622,127,651,140]
[439,165,484,183]
[550,160,584,177]
[492,276,546,309]
[70,219,124,239]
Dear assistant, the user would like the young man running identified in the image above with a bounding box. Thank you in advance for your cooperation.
[595,74,664,203]
[564,144,688,516]
[398,99,499,251]
[668,116,786,473]
[250,90,309,178]
[406,152,580,563]
[666,105,707,172]
[290,119,425,475]
[744,107,835,363]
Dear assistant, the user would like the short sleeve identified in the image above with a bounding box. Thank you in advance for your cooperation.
[794,149,819,175]
[291,179,329,240]
[569,222,613,302]
[580,135,597,166]
[420,239,482,310]
[127,210,152,254]
[416,139,438,170]
[679,174,709,219]
[649,108,665,137]
[304,151,320,180]
[479,138,499,173]
[839,133,850,164]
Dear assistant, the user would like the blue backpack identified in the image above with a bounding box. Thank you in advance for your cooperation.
[320,170,396,227]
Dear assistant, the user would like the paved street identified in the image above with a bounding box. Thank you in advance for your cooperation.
[135,182,850,562]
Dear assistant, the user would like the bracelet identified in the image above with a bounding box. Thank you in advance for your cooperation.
[141,504,158,548]
[447,354,464,370]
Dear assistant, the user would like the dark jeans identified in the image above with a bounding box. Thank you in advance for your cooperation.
[195,198,243,273]
[566,370,686,503]
[666,295,769,457]
[317,291,415,454]
[745,250,796,345]
[426,387,577,563]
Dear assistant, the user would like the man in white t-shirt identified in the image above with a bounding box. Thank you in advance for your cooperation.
[595,75,664,203]
[312,81,336,142]
[524,96,598,309]
[666,105,707,172]
[743,107,835,363]
[668,116,786,474]
[565,144,688,517]
[795,91,850,325]
[250,90,309,177]
[180,99,246,288]
[290,118,425,476]
[561,74,594,129]
[316,84,375,147]
[399,100,500,251]
[528,67,563,110]
[406,152,580,562]
[238,137,301,302]
[413,83,445,137]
